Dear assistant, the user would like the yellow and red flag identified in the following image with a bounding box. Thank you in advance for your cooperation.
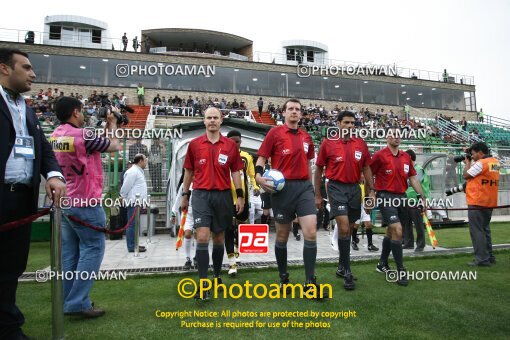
[175,210,187,250]
[422,212,438,249]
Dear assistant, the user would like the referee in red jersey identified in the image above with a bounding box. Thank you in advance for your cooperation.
[370,127,426,286]
[315,111,375,290]
[181,107,245,299]
[255,98,326,296]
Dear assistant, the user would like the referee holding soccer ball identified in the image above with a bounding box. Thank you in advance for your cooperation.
[255,98,326,297]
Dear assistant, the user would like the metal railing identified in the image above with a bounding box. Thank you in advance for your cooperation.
[253,50,475,85]
[436,116,482,144]
[0,27,131,51]
[219,109,254,121]
[150,105,194,117]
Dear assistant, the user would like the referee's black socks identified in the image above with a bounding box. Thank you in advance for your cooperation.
[196,243,209,279]
[366,228,373,245]
[303,240,317,280]
[212,244,224,277]
[275,241,288,275]
[390,240,404,269]
[379,237,391,265]
[338,236,351,271]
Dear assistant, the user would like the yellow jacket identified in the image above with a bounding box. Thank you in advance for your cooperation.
[231,150,259,202]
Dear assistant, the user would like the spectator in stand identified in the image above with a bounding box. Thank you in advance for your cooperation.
[120,92,127,106]
[257,97,264,117]
[132,36,139,52]
[161,96,167,106]
[232,99,239,109]
[137,83,145,106]
[153,94,162,105]
[86,104,97,115]
[122,33,128,51]
[459,116,468,131]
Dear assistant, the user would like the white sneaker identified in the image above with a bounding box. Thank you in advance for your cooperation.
[228,264,238,277]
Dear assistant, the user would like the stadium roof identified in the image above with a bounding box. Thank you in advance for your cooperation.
[141,28,252,54]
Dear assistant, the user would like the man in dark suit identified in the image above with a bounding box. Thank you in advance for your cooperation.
[0,48,66,340]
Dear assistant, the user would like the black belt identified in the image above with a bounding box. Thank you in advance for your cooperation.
[4,183,32,192]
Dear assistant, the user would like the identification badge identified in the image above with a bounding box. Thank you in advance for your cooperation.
[303,142,309,153]
[354,150,362,161]
[14,136,35,159]
[404,164,409,174]
[218,153,228,165]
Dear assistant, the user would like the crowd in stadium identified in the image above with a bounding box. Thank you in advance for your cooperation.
[25,88,487,144]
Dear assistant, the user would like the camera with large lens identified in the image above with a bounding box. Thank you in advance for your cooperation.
[453,147,472,163]
[445,182,467,196]
[97,94,131,126]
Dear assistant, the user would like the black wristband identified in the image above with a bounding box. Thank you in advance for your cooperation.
[255,165,264,177]
[182,191,191,197]
[236,188,244,198]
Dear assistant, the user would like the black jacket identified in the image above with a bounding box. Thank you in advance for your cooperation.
[0,95,61,213]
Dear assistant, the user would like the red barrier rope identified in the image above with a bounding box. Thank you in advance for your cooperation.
[411,205,510,211]
[0,208,51,232]
[63,207,139,234]
[428,205,510,211]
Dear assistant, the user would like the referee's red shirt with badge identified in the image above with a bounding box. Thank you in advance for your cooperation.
[316,137,371,183]
[370,147,417,194]
[258,125,314,180]
[183,134,244,190]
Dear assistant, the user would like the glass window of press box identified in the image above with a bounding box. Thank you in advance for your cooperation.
[29,53,475,111]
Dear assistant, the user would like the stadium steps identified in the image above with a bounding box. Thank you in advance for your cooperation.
[252,111,276,125]
[125,105,150,129]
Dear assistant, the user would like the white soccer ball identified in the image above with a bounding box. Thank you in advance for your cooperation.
[263,169,285,192]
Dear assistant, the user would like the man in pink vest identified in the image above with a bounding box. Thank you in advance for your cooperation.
[50,97,121,318]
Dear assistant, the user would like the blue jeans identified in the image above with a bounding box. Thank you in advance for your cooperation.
[61,207,106,313]
[126,206,138,251]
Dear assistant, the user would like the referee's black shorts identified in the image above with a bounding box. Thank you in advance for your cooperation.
[377,191,407,226]
[271,180,316,224]
[328,181,361,223]
[191,189,233,233]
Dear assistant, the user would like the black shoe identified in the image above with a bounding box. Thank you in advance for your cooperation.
[213,277,225,292]
[304,276,329,300]
[184,258,192,270]
[279,273,292,294]
[343,271,356,290]
[368,244,379,252]
[336,265,346,278]
[195,282,211,300]
[354,236,360,244]
[396,268,408,286]
[351,241,359,251]
[414,247,424,252]
[336,265,357,280]
[193,257,197,268]
[194,289,210,301]
[489,257,496,264]
[376,262,391,273]
[402,245,414,250]
[295,234,301,241]
[467,261,491,267]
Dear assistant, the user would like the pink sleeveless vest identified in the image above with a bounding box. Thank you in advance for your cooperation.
[50,124,103,203]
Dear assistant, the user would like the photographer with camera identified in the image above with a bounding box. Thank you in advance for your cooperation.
[51,96,121,318]
[462,142,500,267]
[97,94,130,126]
